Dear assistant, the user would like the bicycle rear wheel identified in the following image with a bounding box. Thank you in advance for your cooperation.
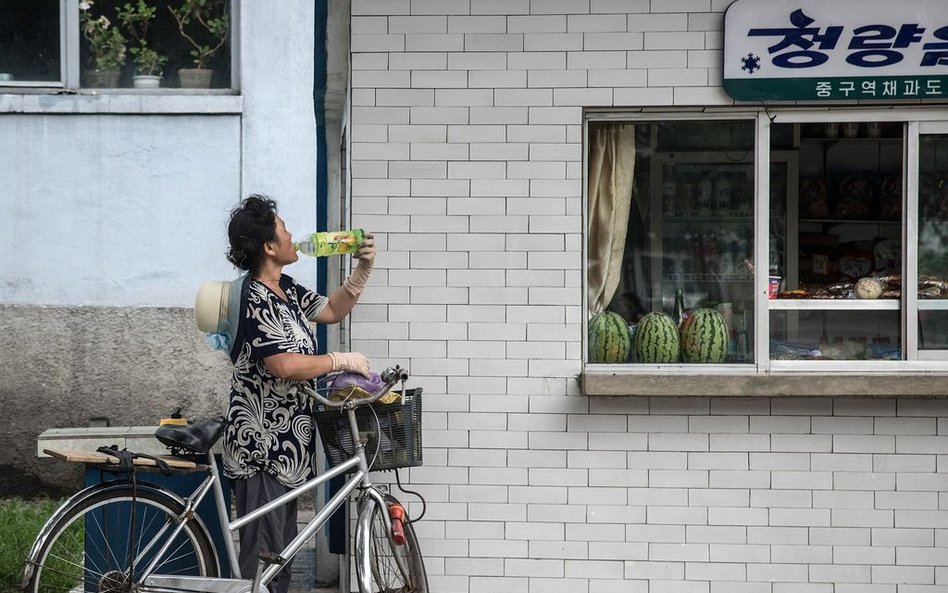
[23,482,219,593]
[356,493,428,593]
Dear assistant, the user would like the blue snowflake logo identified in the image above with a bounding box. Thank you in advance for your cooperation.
[741,53,761,74]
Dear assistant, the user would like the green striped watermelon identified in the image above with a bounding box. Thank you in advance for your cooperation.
[632,312,680,363]
[588,310,631,363]
[680,307,729,363]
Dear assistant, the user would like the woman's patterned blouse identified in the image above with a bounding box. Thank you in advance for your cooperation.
[222,275,328,488]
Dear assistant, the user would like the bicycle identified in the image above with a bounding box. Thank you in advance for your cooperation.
[21,366,428,593]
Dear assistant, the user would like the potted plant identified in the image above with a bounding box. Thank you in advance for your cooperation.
[79,0,127,88]
[128,45,168,87]
[117,0,167,88]
[168,0,229,88]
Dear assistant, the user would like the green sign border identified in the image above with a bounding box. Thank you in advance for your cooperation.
[724,75,948,102]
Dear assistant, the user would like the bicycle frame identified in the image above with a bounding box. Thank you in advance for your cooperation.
[142,402,404,593]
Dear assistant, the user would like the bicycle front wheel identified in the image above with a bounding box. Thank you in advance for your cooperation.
[24,482,219,593]
[356,493,428,593]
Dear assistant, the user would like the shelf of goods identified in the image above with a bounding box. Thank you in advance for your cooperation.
[769,298,898,310]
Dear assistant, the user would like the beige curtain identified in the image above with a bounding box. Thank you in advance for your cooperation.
[587,123,636,316]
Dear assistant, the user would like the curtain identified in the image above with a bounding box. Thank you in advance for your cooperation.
[587,123,636,316]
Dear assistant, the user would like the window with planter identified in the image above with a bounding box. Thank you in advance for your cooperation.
[0,0,233,90]
[585,110,948,391]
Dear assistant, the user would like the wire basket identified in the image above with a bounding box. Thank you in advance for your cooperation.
[314,388,423,472]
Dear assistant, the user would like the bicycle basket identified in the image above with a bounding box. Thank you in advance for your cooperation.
[314,388,422,472]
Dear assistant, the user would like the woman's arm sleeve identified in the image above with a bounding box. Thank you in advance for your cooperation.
[297,283,329,321]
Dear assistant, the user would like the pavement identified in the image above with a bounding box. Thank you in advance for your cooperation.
[287,542,315,591]
[287,507,338,593]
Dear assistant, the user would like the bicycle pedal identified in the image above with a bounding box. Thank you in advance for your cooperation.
[258,551,286,566]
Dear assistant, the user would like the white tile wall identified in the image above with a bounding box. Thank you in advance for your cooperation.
[348,1,948,591]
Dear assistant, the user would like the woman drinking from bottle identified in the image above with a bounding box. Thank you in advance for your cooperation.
[221,194,374,592]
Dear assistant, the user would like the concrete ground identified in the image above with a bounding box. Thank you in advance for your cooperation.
[288,548,332,593]
[287,508,338,593]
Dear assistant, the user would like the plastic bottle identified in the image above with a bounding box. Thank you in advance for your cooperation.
[698,173,713,216]
[295,229,365,257]
[689,234,704,273]
[720,235,735,276]
[672,288,685,328]
[704,233,720,275]
[662,164,677,215]
[713,173,731,213]
[768,236,780,275]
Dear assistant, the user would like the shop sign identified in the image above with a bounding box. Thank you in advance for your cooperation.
[724,0,948,101]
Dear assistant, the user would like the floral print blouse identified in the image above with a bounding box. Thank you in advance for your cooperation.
[222,275,328,488]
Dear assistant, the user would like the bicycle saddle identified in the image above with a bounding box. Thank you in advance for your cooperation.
[155,415,226,454]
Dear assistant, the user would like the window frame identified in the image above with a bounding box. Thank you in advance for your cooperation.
[583,106,948,395]
[0,0,239,92]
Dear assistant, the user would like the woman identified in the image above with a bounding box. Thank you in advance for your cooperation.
[221,194,374,591]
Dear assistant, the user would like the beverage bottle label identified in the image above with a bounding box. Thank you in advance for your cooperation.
[295,229,365,257]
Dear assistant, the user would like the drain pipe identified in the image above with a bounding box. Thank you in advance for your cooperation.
[313,0,329,349]
[312,0,342,587]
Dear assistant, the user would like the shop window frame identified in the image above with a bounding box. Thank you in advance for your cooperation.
[583,107,948,397]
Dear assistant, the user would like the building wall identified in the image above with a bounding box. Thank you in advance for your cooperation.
[0,0,321,493]
[348,1,948,591]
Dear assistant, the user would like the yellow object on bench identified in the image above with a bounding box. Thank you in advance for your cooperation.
[159,417,189,426]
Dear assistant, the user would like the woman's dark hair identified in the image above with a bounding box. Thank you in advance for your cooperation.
[227,194,278,273]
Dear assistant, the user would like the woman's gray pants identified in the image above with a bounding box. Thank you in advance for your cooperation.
[233,472,299,593]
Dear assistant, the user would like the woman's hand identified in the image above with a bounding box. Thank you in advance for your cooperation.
[314,233,376,324]
[355,231,375,268]
[328,351,370,376]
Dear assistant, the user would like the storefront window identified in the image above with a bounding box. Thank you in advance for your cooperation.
[918,133,948,351]
[587,120,755,365]
[587,112,948,374]
[768,122,903,361]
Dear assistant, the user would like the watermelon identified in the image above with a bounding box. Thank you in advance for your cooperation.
[680,307,729,363]
[631,312,680,363]
[588,311,631,363]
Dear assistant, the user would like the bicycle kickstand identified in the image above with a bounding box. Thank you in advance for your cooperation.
[252,551,285,593]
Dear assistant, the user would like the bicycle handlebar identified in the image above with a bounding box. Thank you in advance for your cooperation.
[307,365,409,409]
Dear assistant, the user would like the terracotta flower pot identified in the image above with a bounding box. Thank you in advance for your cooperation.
[178,68,212,88]
[85,70,120,88]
